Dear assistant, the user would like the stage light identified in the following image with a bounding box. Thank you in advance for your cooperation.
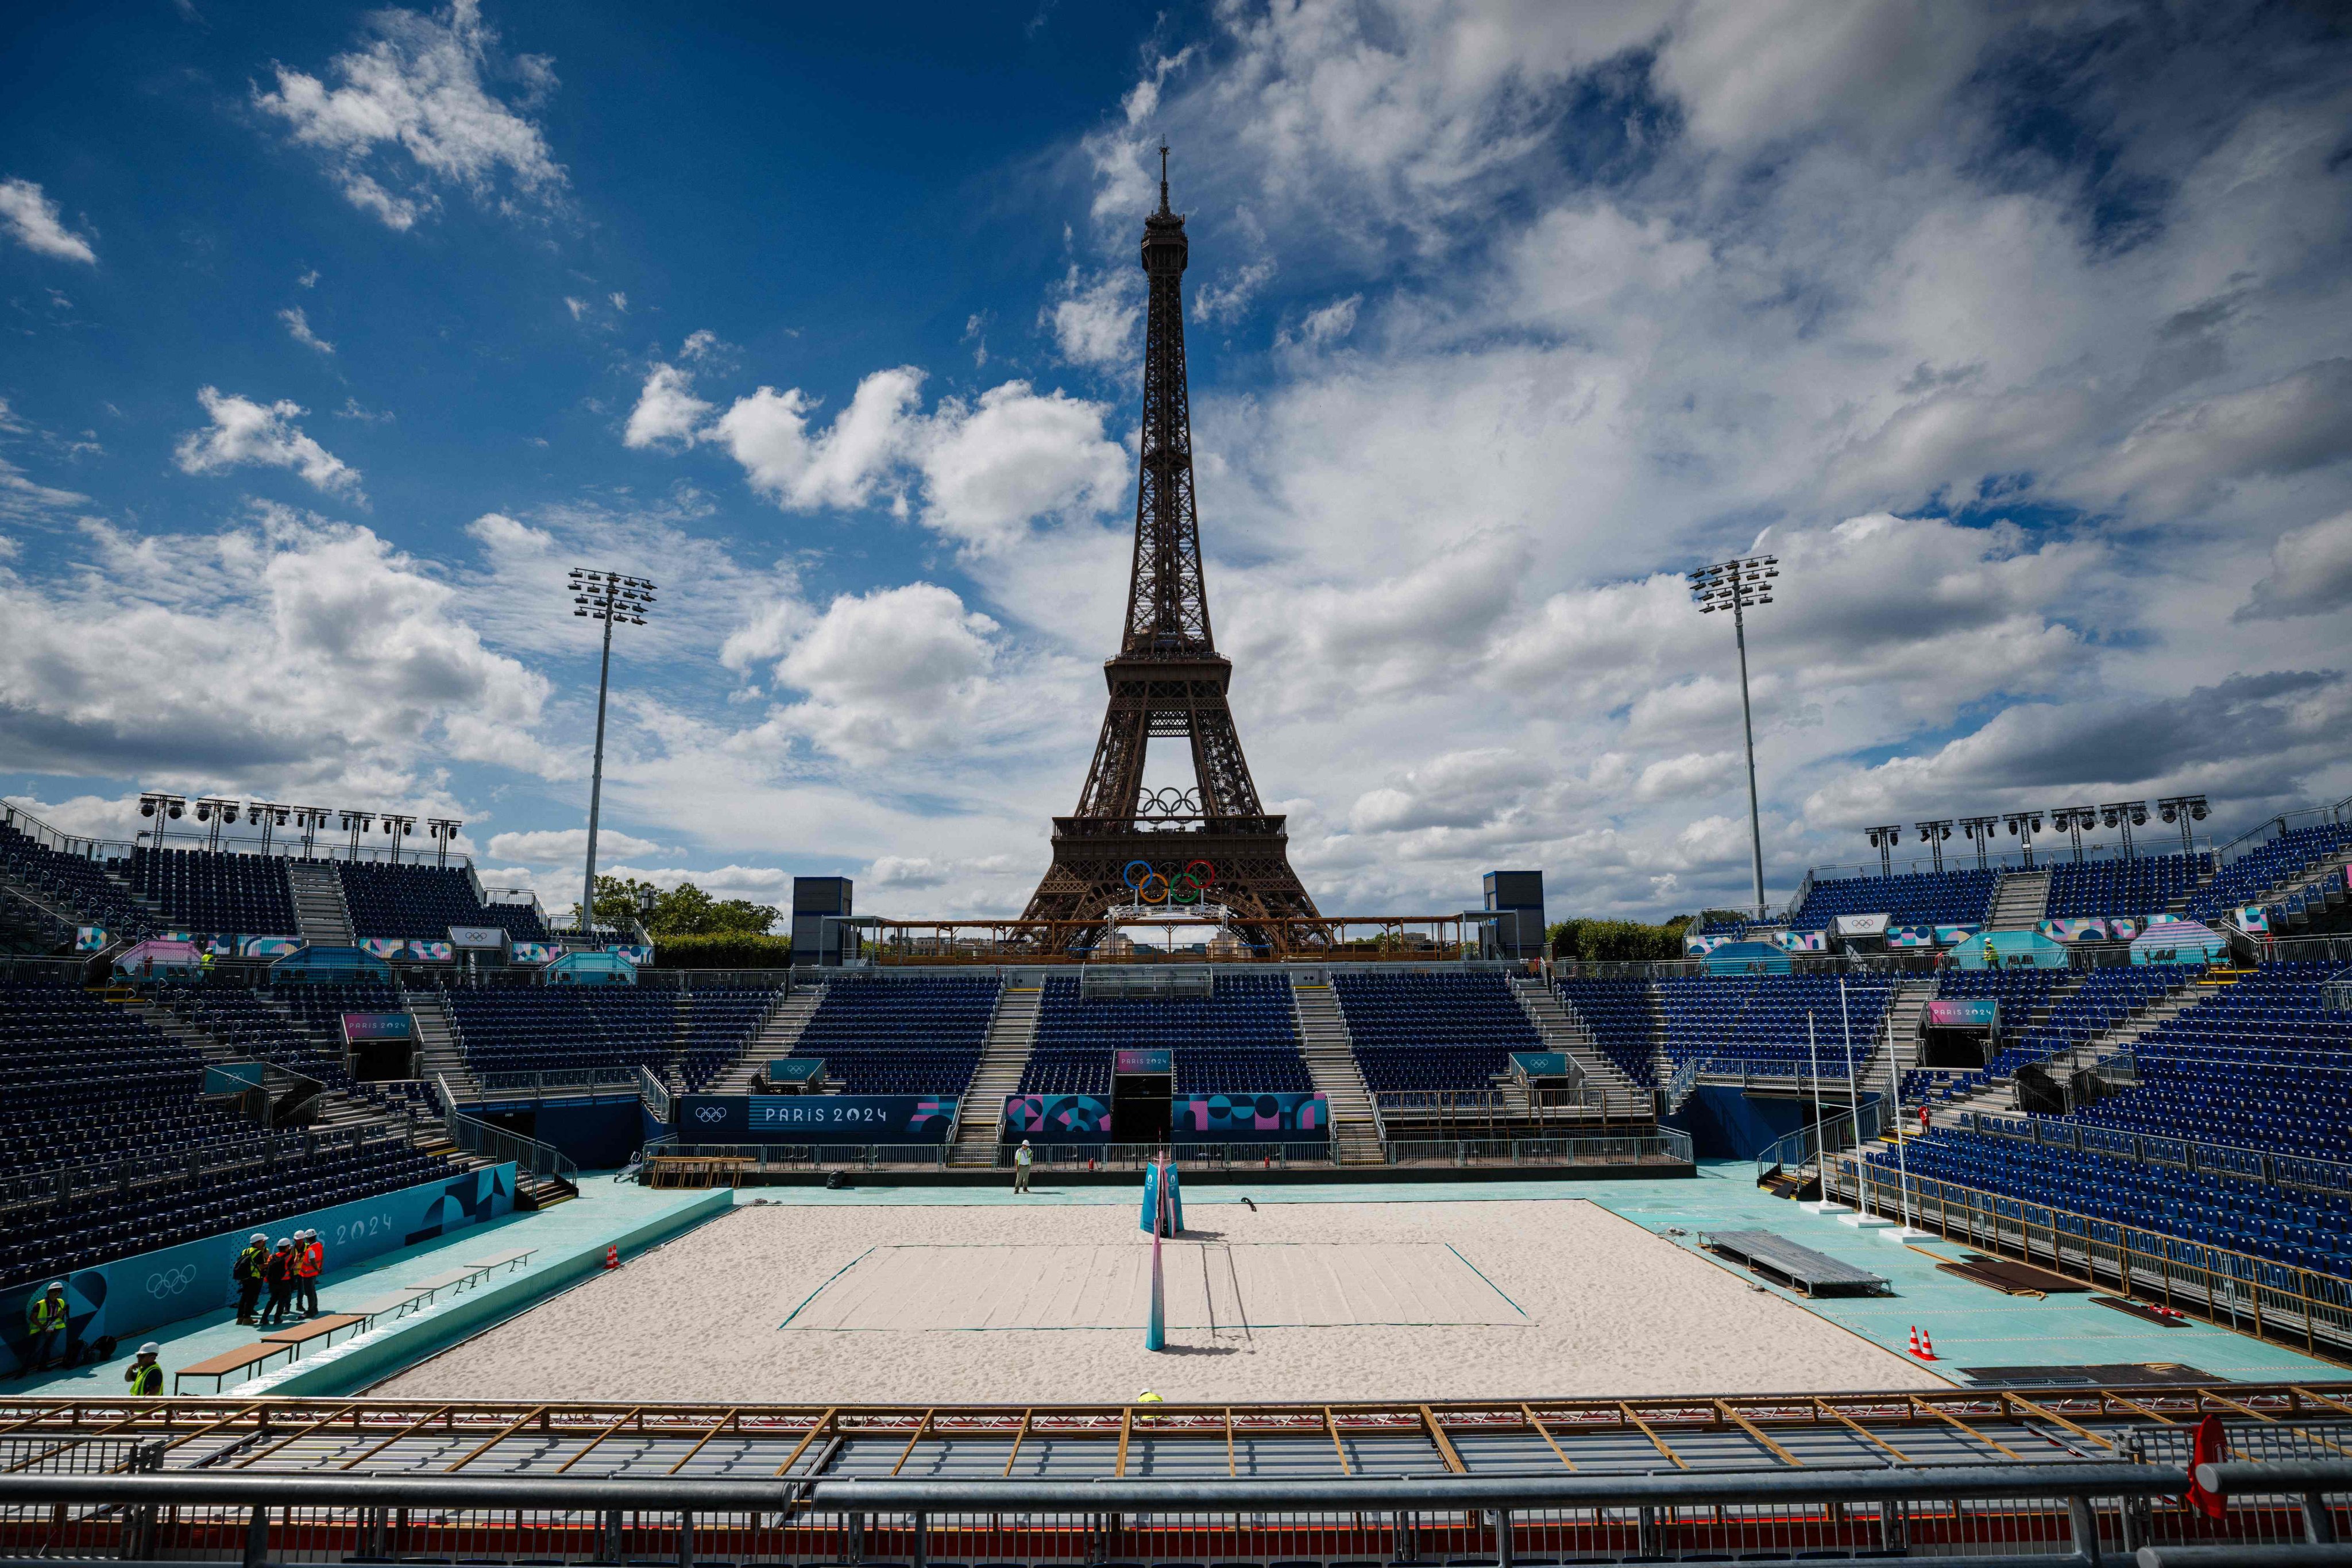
[1957,814,2002,870]
[1686,553,1778,918]
[1864,824,1901,878]
[2099,800,2150,860]
[1914,818,1955,874]
[2157,794,2210,858]
[2048,805,2096,863]
[2002,810,2044,868]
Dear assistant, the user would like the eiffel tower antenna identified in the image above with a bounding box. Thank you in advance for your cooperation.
[1021,148,1324,951]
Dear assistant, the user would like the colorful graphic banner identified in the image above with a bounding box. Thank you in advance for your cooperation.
[340,1011,414,1044]
[359,938,406,959]
[1925,998,1999,1030]
[1934,924,1982,947]
[2106,917,2141,941]
[0,1164,512,1361]
[1885,925,1937,948]
[1114,1048,1173,1075]
[676,1094,957,1142]
[605,944,653,966]
[1174,1092,1326,1138]
[2235,906,2270,934]
[509,942,554,964]
[238,936,303,959]
[1774,929,1829,952]
[1002,1093,1112,1140]
[75,926,107,952]
[1683,933,1733,955]
[2039,918,2110,942]
[406,940,454,963]
[2144,912,2185,927]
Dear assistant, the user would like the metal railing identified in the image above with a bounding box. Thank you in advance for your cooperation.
[0,1121,416,1218]
[2,1451,2343,1566]
[430,1075,577,1188]
[636,1063,671,1121]
[1387,1130,1692,1168]
[1958,1109,2352,1201]
[1755,1092,1888,1189]
[470,1067,647,1101]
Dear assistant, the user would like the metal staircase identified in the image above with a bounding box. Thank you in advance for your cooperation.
[286,860,354,945]
[1859,979,1937,1095]
[403,987,480,1102]
[1289,977,1384,1164]
[1509,974,1651,1122]
[1925,972,2208,1127]
[948,982,1040,1168]
[1987,870,2049,928]
[708,982,828,1094]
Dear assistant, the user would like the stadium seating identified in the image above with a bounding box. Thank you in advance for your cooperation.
[1331,972,1542,1097]
[1901,967,2071,1102]
[0,982,450,1294]
[338,862,552,941]
[445,988,688,1077]
[1020,974,1308,1096]
[1786,868,1997,932]
[1868,1126,2352,1281]
[0,821,154,940]
[1554,976,1660,1086]
[673,988,777,1091]
[789,975,999,1096]
[1655,974,1894,1073]
[1976,964,2200,1083]
[2184,824,2352,923]
[2042,851,2208,919]
[125,847,298,936]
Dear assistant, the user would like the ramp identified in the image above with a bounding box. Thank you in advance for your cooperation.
[1700,1229,1891,1296]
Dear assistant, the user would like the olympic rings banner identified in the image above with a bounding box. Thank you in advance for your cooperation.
[1120,857,1219,906]
[675,1094,957,1142]
[0,1163,513,1364]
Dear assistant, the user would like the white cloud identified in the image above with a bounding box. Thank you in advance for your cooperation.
[1046,266,1141,370]
[608,291,627,312]
[1194,260,1275,324]
[914,382,1128,553]
[487,827,661,863]
[563,295,588,320]
[1283,294,1360,349]
[0,178,96,264]
[279,306,335,354]
[2238,509,2352,622]
[762,583,1005,766]
[173,388,362,499]
[621,364,711,450]
[710,367,923,512]
[253,0,566,230]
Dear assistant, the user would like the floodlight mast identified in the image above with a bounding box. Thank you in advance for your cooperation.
[569,569,657,940]
[1687,554,1779,920]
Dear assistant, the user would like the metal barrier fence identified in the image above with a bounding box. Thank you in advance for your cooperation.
[1959,1110,2352,1202]
[430,1076,578,1188]
[1386,1131,1693,1168]
[1826,1159,2352,1356]
[473,1068,648,1100]
[0,1453,2344,1566]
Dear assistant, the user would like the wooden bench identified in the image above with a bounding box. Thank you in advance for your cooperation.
[407,1264,493,1301]
[345,1289,431,1326]
[464,1246,538,1276]
[260,1312,369,1358]
[649,1154,754,1189]
[173,1342,294,1395]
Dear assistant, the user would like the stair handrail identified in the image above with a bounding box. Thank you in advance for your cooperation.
[432,1073,578,1185]
[636,1065,672,1122]
[1756,1091,1886,1188]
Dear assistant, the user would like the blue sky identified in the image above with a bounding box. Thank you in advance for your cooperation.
[3,1,2350,924]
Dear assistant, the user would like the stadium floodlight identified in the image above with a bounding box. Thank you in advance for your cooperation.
[2157,794,2209,858]
[1914,819,1955,874]
[1864,824,1902,878]
[2099,800,2150,862]
[1687,554,1778,918]
[248,801,291,855]
[192,797,240,852]
[137,793,187,848]
[2047,805,2097,863]
[569,566,659,939]
[1956,814,2001,870]
[290,806,333,858]
[2002,809,2044,868]
[338,810,376,859]
[380,813,416,866]
[426,818,464,868]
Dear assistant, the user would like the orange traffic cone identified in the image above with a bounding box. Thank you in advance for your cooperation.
[1919,1327,1936,1359]
[604,1244,619,1270]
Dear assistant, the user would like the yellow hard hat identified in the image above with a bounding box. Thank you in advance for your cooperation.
[1136,1389,1163,1402]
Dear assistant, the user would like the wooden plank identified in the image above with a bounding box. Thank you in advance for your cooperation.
[2001,1392,2116,1451]
[232,1402,365,1468]
[1619,1403,1687,1469]
[1812,1399,1911,1464]
[1907,1397,2024,1461]
[889,1409,934,1479]
[1520,1404,1576,1471]
[666,1408,740,1476]
[1223,1406,1234,1478]
[773,1407,836,1479]
[338,1404,453,1471]
[1115,1405,1132,1478]
[445,1405,549,1472]
[1419,1405,1466,1474]
[1325,1407,1352,1477]
[563,1407,648,1476]
[1716,1400,1802,1466]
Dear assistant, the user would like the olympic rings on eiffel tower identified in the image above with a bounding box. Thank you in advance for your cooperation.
[1121,858,1218,906]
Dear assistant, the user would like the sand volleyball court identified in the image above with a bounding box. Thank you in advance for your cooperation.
[380,1197,1945,1403]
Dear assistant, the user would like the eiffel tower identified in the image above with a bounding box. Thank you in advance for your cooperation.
[1021,149,1323,950]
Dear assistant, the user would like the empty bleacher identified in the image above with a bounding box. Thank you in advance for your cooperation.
[0,821,154,940]
[787,974,999,1096]
[1787,868,1996,932]
[1554,976,1660,1086]
[125,847,299,936]
[1018,974,1309,1097]
[2185,823,2352,924]
[2042,851,2208,919]
[445,987,687,1077]
[0,982,450,1293]
[1330,972,1542,1098]
[1656,974,1894,1075]
[338,862,551,941]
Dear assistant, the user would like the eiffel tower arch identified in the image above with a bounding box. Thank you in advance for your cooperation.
[1021,150,1324,953]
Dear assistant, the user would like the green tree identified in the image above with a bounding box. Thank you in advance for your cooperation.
[573,874,779,937]
[1547,914,1696,961]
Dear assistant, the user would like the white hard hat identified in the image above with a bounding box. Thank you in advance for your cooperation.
[44,1281,63,1292]
[275,1238,291,1248]
[250,1233,267,1243]
[139,1343,160,1355]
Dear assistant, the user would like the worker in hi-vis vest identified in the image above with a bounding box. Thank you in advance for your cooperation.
[124,1343,163,1396]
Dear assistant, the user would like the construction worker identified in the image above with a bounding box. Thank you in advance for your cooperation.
[1013,1139,1034,1194]
[260,1241,297,1327]
[1135,1389,1164,1424]
[123,1344,163,1396]
[232,1233,269,1324]
[18,1283,68,1377]
[295,1230,323,1318]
